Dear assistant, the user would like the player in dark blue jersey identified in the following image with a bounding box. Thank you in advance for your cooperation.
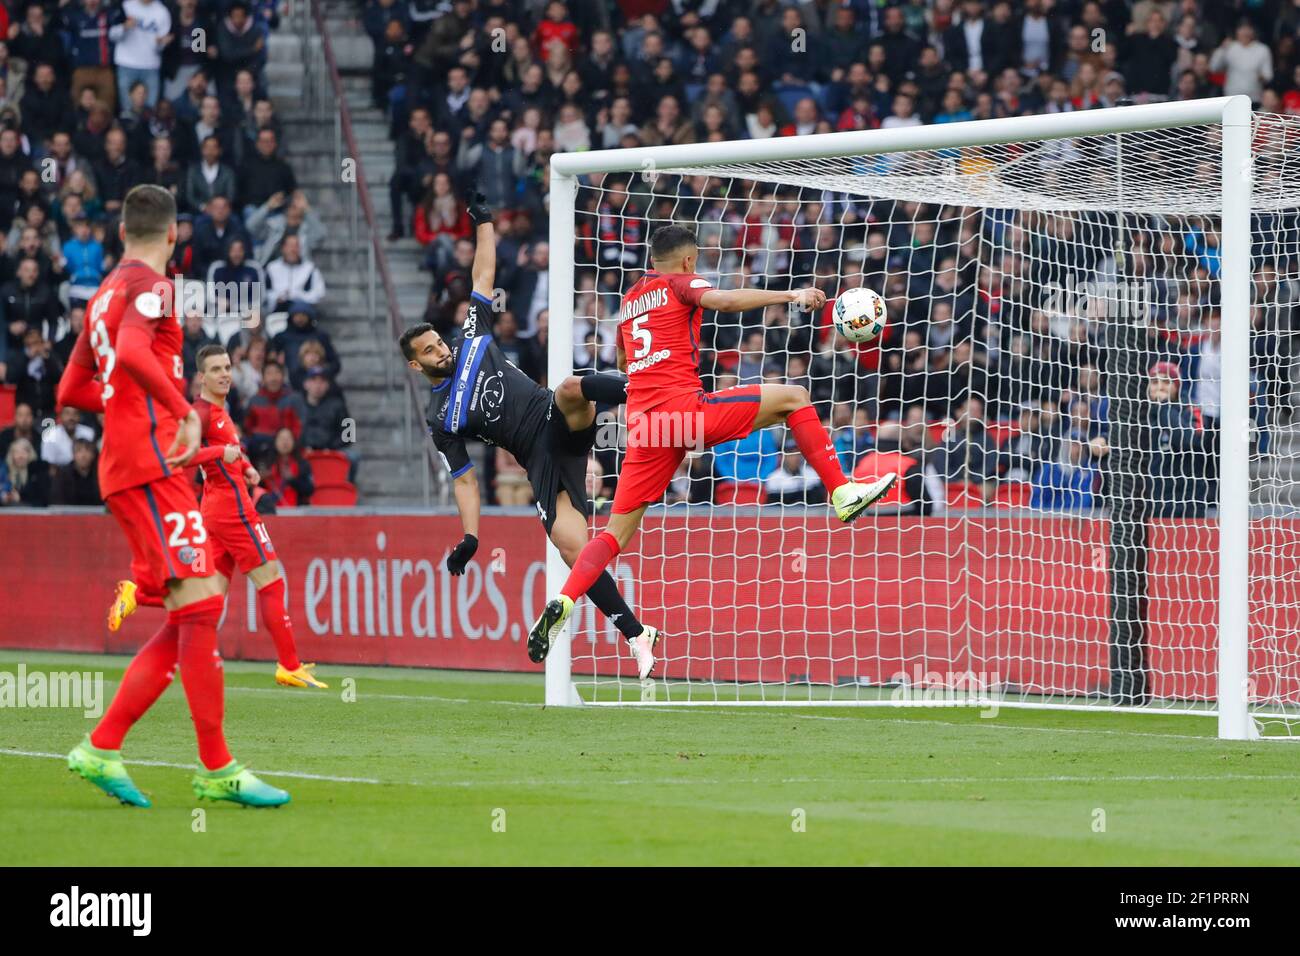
[399,194,661,677]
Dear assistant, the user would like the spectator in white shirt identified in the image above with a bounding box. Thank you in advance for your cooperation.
[41,407,96,467]
[1210,21,1272,103]
[882,93,923,130]
[110,0,173,108]
[264,234,327,315]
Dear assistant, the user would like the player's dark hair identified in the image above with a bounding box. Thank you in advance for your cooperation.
[650,224,697,262]
[122,184,176,240]
[196,343,227,371]
[399,322,436,360]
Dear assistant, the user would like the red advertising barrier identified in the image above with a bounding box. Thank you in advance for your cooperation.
[2,512,1298,702]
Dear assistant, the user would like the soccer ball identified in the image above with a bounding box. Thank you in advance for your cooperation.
[832,287,887,343]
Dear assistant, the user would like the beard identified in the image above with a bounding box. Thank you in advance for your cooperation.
[422,353,455,377]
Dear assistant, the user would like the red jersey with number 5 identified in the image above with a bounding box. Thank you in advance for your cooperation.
[70,260,184,498]
[617,270,713,411]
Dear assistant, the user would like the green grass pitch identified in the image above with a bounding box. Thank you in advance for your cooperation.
[2,651,1298,866]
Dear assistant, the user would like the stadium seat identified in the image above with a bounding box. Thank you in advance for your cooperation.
[0,384,14,428]
[312,482,358,506]
[946,483,985,510]
[305,450,351,485]
[715,481,766,505]
[993,482,1032,509]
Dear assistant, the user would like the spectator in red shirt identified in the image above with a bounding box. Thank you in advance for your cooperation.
[413,171,470,270]
[243,360,303,460]
[263,426,313,507]
[533,1,579,61]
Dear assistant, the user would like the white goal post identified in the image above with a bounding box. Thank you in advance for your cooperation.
[542,96,1289,740]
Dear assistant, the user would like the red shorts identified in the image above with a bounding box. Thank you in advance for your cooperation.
[106,472,215,601]
[204,503,276,578]
[612,385,763,514]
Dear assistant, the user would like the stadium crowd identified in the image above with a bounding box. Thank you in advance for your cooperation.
[367,0,1298,515]
[0,0,362,510]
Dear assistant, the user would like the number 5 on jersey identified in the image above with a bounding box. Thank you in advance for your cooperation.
[630,314,652,359]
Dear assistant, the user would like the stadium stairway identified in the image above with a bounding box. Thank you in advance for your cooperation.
[267,6,433,505]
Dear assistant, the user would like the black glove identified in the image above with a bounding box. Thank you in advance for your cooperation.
[467,191,493,227]
[446,534,479,575]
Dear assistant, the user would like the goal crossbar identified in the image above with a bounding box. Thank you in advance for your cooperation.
[550,97,1244,179]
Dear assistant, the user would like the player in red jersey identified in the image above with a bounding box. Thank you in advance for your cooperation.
[55,184,290,808]
[527,223,898,660]
[107,343,328,689]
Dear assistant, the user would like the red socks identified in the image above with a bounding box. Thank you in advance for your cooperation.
[173,594,233,771]
[561,531,621,602]
[91,619,179,751]
[257,577,301,671]
[787,404,848,494]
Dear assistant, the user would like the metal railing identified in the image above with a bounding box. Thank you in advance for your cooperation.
[293,0,443,506]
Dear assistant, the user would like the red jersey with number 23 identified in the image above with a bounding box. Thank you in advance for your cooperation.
[618,271,713,411]
[70,260,185,499]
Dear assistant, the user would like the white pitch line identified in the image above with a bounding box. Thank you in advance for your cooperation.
[6,747,1297,789]
[0,748,383,785]
[225,686,539,707]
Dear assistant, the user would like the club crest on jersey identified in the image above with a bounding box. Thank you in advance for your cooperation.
[177,545,197,566]
[479,371,505,423]
[134,291,165,320]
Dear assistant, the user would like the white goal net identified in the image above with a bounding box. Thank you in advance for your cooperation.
[547,100,1300,737]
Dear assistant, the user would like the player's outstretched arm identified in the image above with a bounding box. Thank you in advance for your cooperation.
[699,286,825,314]
[467,191,496,301]
[447,469,482,575]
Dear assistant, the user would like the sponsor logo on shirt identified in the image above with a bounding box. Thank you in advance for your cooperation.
[627,348,672,374]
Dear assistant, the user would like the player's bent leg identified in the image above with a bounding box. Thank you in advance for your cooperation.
[173,592,232,768]
[70,617,183,807]
[169,589,289,807]
[605,505,647,550]
[551,493,661,678]
[248,560,322,687]
[751,383,813,430]
[554,375,597,433]
[547,492,588,565]
[245,559,322,688]
[528,505,649,664]
[751,384,896,522]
